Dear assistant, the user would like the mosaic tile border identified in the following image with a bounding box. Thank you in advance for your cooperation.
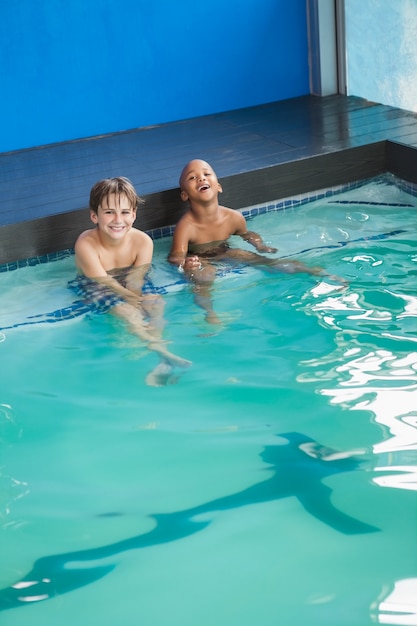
[241,173,417,218]
[1,173,416,274]
[241,177,369,219]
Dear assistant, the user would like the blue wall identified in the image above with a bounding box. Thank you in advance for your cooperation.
[345,0,417,113]
[0,0,310,152]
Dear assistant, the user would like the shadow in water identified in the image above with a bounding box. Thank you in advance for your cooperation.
[0,431,379,611]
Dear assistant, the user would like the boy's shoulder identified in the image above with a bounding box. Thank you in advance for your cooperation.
[220,205,244,221]
[219,204,234,214]
[130,226,152,241]
[176,210,196,227]
[75,227,98,247]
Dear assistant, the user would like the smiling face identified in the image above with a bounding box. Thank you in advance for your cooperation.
[179,159,222,202]
[90,192,136,241]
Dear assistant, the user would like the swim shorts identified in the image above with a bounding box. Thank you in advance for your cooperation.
[68,275,125,314]
[189,242,231,259]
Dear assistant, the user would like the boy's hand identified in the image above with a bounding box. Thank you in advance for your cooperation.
[182,256,216,282]
[182,255,202,271]
[257,243,278,253]
[124,293,144,308]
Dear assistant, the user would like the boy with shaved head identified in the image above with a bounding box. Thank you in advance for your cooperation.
[169,159,326,323]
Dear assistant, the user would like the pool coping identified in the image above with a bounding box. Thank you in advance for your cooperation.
[1,139,417,269]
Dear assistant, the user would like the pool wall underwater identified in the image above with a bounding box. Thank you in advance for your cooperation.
[1,139,417,267]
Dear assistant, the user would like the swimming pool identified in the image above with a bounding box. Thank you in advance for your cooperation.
[0,174,416,625]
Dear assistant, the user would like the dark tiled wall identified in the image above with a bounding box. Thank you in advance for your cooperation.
[1,141,416,265]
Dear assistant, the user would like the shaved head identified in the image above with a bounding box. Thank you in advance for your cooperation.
[179,159,213,189]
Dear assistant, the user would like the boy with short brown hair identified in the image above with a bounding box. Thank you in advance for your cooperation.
[70,176,190,385]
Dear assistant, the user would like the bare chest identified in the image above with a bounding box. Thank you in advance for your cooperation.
[191,219,234,244]
[98,246,137,271]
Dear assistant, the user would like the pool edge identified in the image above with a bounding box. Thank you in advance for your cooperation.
[1,140,417,267]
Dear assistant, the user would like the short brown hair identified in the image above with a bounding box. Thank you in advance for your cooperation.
[89,177,144,214]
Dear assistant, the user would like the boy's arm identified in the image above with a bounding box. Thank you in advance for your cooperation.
[131,231,154,269]
[74,238,107,278]
[168,220,192,267]
[233,212,277,253]
[127,232,154,294]
[168,220,207,278]
[240,230,277,253]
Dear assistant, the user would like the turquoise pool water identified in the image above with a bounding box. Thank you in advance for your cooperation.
[0,175,416,625]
